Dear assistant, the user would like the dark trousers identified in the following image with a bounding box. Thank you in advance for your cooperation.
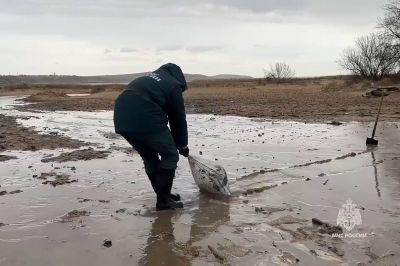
[121,129,179,175]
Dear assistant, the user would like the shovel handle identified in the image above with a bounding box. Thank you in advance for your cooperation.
[371,91,385,139]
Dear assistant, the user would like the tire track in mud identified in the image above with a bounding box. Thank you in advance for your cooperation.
[236,150,372,182]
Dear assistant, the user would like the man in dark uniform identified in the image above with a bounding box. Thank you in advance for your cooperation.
[114,63,189,211]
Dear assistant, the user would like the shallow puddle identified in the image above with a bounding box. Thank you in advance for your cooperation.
[0,96,399,265]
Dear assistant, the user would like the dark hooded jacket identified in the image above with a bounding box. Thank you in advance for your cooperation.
[113,63,188,149]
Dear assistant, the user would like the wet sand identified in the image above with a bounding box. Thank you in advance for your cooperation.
[0,114,86,152]
[2,77,400,122]
[0,96,400,265]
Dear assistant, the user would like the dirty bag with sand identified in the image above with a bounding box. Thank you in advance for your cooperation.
[188,155,231,196]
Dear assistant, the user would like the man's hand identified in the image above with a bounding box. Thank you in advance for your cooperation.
[179,146,189,157]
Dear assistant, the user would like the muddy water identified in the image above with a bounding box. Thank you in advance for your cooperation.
[0,96,399,265]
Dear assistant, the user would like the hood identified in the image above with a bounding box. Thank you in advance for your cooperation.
[155,63,187,91]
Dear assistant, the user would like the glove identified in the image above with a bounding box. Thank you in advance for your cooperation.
[179,146,189,157]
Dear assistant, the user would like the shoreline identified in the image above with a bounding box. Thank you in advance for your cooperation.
[0,79,398,123]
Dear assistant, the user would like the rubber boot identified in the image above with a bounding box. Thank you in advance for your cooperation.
[165,170,181,201]
[147,172,181,201]
[155,168,183,211]
[170,192,181,202]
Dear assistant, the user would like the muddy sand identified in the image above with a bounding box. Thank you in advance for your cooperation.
[1,77,400,122]
[40,148,111,163]
[0,85,400,265]
[0,114,85,152]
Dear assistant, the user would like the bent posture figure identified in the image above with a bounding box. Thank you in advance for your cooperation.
[114,63,189,210]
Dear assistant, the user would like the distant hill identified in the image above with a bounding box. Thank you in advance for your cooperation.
[0,73,253,87]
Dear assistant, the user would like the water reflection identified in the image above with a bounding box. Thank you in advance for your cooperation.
[371,152,381,198]
[139,193,230,265]
[139,211,189,266]
[188,193,230,244]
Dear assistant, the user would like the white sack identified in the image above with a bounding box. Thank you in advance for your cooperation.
[188,155,231,196]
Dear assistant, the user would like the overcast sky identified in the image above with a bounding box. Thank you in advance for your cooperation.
[0,0,388,77]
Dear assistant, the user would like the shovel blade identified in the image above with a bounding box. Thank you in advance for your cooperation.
[366,138,378,145]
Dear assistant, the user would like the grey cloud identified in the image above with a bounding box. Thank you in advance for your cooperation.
[0,0,388,76]
[185,45,224,53]
[156,46,184,52]
[120,48,137,53]
[210,0,306,13]
[303,0,386,23]
[210,0,385,18]
[0,0,386,24]
[0,0,305,21]
[156,45,224,53]
[0,0,178,18]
